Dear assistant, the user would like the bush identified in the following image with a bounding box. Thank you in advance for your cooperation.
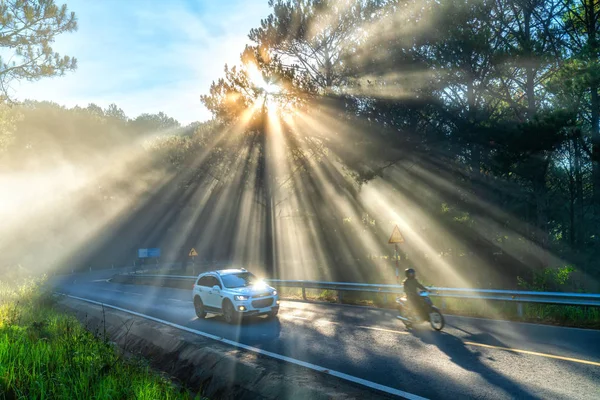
[517,265,578,292]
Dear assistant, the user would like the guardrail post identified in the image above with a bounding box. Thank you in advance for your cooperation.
[441,298,446,310]
[517,302,523,318]
[383,294,388,305]
[302,287,306,300]
[338,290,343,303]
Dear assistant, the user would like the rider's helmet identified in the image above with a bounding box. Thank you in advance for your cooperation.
[405,268,415,278]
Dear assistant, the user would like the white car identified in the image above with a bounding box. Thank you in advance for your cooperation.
[192,268,280,324]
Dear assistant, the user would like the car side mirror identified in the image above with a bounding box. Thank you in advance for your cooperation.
[212,285,220,292]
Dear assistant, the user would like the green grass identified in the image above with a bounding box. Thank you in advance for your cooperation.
[0,277,202,400]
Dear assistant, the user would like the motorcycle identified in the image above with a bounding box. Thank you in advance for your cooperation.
[396,290,445,331]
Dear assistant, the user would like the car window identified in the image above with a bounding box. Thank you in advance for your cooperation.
[197,276,211,287]
[221,272,258,288]
[208,276,222,288]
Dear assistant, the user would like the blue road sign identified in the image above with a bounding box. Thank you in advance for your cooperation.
[148,248,161,258]
[138,248,148,258]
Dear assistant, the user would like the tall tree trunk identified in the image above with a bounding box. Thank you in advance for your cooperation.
[467,79,480,177]
[574,135,584,244]
[534,159,550,268]
[569,140,577,246]
[524,6,536,120]
[587,0,600,221]
[526,66,536,119]
[569,183,575,247]
[260,103,276,277]
[591,86,600,217]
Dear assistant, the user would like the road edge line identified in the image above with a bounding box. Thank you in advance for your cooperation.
[56,292,428,400]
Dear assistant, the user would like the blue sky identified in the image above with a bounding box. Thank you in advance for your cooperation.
[13,0,271,124]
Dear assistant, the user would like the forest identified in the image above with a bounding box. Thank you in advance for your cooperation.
[1,0,599,291]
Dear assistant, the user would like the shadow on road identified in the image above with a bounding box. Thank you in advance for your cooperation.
[412,326,540,399]
[190,314,283,345]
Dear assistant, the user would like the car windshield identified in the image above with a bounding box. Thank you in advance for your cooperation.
[220,272,259,288]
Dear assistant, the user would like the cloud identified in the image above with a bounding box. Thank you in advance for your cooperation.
[11,0,271,124]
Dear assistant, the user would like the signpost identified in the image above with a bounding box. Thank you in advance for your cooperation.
[388,225,405,283]
[189,248,198,274]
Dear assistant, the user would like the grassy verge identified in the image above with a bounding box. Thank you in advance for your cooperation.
[0,277,202,399]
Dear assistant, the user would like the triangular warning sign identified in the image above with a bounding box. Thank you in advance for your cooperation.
[388,225,405,244]
[189,248,198,257]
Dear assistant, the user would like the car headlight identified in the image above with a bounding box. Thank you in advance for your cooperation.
[272,290,277,296]
[234,295,249,301]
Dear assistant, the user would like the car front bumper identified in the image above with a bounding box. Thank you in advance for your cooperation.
[234,296,280,315]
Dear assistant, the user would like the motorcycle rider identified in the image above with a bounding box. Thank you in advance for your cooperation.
[403,268,429,320]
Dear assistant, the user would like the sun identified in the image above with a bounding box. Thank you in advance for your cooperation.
[246,63,281,95]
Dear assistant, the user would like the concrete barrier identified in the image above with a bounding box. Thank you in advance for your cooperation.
[56,296,398,400]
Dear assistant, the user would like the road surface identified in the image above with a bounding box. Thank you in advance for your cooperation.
[51,269,600,399]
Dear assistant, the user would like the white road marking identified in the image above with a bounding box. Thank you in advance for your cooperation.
[58,293,428,400]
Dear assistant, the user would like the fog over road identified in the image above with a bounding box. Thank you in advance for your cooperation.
[52,269,600,399]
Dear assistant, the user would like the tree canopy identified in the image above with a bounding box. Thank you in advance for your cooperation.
[0,0,77,98]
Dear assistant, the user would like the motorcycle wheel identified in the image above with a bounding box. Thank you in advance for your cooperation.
[429,309,445,331]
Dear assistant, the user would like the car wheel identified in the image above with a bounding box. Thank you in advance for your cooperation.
[194,297,206,319]
[222,300,240,324]
[266,308,279,319]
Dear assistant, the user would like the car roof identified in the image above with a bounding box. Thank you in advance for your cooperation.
[216,268,248,275]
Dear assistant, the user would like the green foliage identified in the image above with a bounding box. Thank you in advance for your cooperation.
[0,278,201,400]
[130,112,181,135]
[249,0,382,89]
[517,265,577,292]
[0,100,182,170]
[0,102,23,152]
[0,0,78,97]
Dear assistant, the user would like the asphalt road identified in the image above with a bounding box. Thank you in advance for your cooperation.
[51,269,600,400]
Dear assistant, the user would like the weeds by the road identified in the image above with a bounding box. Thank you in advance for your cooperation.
[0,277,202,399]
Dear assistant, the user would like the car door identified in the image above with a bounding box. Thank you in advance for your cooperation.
[204,276,223,309]
[196,276,213,307]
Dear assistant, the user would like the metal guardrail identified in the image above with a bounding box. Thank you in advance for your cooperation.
[116,274,600,315]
